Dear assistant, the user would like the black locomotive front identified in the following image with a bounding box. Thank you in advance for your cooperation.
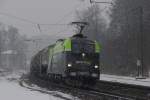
[65,38,100,80]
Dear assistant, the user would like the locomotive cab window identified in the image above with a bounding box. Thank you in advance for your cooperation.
[72,39,95,53]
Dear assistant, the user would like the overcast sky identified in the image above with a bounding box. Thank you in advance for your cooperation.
[0,0,110,37]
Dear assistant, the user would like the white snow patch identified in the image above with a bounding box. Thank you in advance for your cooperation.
[100,74,150,87]
[22,80,79,100]
[0,80,61,100]
[0,71,80,100]
[0,71,22,81]
[1,50,17,54]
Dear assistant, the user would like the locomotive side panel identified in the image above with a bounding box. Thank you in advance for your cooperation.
[50,53,66,75]
[47,46,53,74]
[48,41,66,75]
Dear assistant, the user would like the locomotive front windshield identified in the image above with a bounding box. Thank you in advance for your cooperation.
[72,39,95,53]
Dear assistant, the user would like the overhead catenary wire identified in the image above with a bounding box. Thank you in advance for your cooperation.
[39,2,85,33]
[0,12,69,33]
[35,2,84,26]
[0,12,37,24]
[0,6,80,33]
[0,1,88,34]
[0,12,71,25]
[54,3,83,24]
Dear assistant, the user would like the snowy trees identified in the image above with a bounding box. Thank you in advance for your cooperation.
[75,4,106,41]
[0,23,27,71]
[106,0,150,76]
[76,0,150,76]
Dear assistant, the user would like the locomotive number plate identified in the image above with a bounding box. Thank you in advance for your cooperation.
[76,61,91,65]
[78,72,89,75]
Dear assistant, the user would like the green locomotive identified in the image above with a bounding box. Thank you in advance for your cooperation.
[30,22,101,86]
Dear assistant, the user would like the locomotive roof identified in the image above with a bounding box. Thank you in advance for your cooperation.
[55,34,93,43]
[72,33,87,38]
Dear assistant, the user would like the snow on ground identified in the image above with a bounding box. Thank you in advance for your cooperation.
[0,80,59,100]
[100,74,150,87]
[0,71,79,100]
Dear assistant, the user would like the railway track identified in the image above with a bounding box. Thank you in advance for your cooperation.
[81,89,137,100]
[19,76,75,100]
[19,79,132,100]
[96,80,150,100]
[19,74,148,100]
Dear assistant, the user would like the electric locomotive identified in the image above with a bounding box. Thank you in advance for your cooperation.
[30,22,101,86]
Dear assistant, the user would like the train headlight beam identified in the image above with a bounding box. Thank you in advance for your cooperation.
[94,65,99,69]
[67,64,72,67]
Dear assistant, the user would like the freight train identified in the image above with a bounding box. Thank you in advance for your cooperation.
[30,22,101,86]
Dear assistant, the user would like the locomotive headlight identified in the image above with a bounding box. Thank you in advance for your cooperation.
[94,65,99,69]
[67,64,72,67]
[82,53,86,57]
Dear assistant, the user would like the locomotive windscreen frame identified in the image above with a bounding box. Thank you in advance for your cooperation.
[72,38,95,53]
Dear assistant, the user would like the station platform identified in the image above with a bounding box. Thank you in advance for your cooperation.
[100,74,150,87]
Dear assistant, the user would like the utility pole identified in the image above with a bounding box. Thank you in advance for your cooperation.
[136,7,145,79]
[94,4,98,41]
